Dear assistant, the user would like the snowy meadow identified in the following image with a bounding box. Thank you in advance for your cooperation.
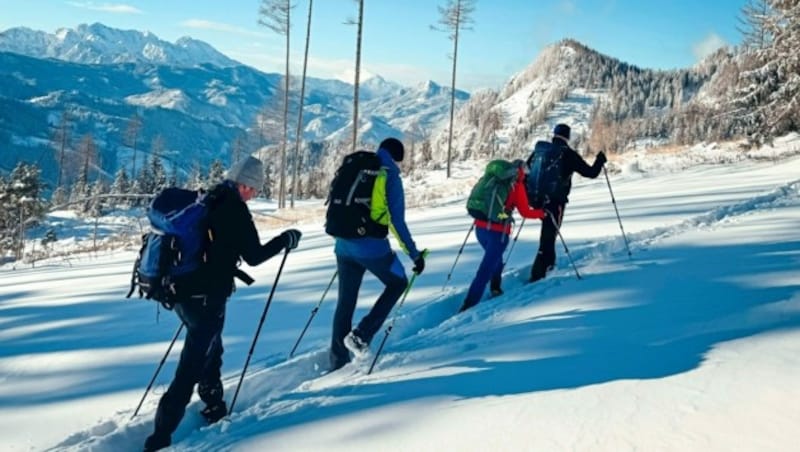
[1,136,800,451]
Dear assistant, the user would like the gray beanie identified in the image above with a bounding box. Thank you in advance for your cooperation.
[226,156,264,189]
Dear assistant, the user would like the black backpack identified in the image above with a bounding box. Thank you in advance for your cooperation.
[526,140,566,208]
[325,150,388,239]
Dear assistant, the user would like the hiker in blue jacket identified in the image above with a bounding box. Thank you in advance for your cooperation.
[329,138,426,371]
[145,156,301,452]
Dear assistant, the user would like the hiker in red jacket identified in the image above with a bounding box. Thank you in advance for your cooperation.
[460,160,545,312]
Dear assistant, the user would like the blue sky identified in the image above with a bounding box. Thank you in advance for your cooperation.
[0,0,748,90]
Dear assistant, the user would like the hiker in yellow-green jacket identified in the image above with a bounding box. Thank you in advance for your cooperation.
[326,138,426,371]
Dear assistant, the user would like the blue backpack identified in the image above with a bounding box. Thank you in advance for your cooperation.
[127,187,218,309]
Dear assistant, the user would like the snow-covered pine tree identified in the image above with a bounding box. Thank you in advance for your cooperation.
[135,162,153,197]
[128,178,144,207]
[149,155,168,194]
[50,185,69,208]
[262,158,273,199]
[0,163,47,255]
[734,0,800,143]
[207,159,226,186]
[70,164,90,210]
[88,179,108,217]
[738,0,775,51]
[110,167,130,208]
[188,161,205,190]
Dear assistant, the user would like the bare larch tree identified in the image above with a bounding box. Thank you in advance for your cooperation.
[433,0,476,178]
[259,0,293,208]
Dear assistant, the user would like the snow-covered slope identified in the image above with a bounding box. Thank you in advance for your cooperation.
[2,137,800,451]
[0,23,240,68]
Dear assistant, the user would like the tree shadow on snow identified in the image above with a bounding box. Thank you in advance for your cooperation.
[201,234,800,446]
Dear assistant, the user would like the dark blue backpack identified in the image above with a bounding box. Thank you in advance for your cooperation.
[526,140,566,208]
[127,187,215,309]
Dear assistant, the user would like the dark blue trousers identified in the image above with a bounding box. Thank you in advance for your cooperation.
[149,300,225,443]
[330,252,408,370]
[462,227,509,310]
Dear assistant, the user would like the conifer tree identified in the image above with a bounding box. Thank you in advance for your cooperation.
[207,159,226,186]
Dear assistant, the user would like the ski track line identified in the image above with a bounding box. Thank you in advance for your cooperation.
[377,178,800,365]
[198,177,800,439]
[49,179,800,450]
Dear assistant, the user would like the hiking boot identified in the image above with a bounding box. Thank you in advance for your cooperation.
[143,432,170,452]
[344,330,369,357]
[200,402,227,424]
[490,287,504,298]
[529,273,544,283]
[329,352,351,372]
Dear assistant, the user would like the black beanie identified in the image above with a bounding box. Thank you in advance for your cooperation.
[380,137,405,162]
[553,123,571,141]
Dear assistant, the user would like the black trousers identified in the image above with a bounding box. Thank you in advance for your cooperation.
[530,203,564,282]
[150,299,226,440]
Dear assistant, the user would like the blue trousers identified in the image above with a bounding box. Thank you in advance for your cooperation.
[462,227,509,310]
[330,251,408,370]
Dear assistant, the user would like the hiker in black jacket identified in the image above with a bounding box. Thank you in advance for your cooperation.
[145,156,302,452]
[529,123,606,283]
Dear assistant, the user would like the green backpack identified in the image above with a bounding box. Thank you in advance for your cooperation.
[466,159,517,222]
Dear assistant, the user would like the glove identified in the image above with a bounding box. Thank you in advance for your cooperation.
[533,209,545,220]
[412,250,427,275]
[281,229,302,250]
[596,151,607,166]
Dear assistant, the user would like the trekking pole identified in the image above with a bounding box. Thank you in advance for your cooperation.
[502,217,526,267]
[442,223,475,291]
[546,210,581,280]
[368,272,420,375]
[289,270,337,358]
[368,249,428,375]
[131,323,184,419]
[229,248,290,415]
[603,166,632,257]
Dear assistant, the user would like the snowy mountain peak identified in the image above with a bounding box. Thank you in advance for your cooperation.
[360,75,404,100]
[0,23,240,68]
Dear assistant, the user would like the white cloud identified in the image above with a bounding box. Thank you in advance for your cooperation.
[66,1,143,14]
[179,19,266,39]
[692,32,727,61]
[558,0,577,15]
[224,48,440,87]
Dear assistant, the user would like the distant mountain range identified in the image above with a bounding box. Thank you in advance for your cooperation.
[1,23,732,188]
[0,22,240,68]
[0,23,469,183]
